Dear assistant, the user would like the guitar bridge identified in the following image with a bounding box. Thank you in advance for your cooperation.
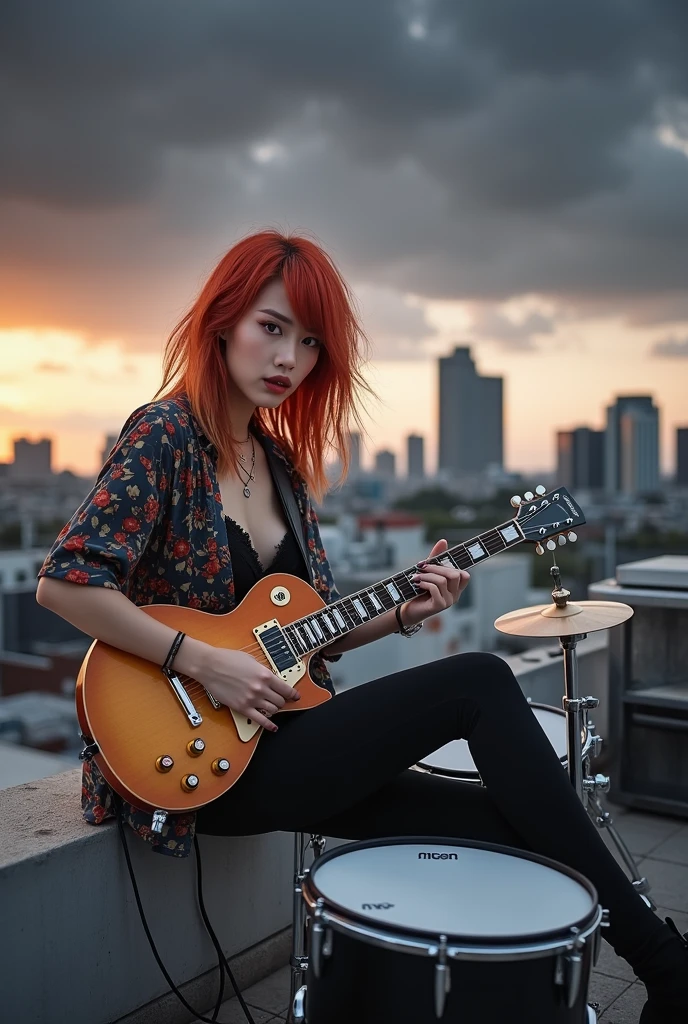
[162,668,202,726]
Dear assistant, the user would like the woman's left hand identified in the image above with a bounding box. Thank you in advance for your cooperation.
[400,538,471,628]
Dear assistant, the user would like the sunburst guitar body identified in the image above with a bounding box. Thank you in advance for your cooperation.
[76,573,331,815]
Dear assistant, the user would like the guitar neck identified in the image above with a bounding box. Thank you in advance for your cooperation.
[281,518,524,656]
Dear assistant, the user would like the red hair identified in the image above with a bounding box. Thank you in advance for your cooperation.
[156,231,373,501]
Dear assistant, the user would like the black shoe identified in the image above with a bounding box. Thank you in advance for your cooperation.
[639,918,688,1023]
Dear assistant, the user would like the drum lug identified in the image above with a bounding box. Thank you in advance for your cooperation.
[434,935,451,1019]
[560,928,585,1009]
[311,899,332,980]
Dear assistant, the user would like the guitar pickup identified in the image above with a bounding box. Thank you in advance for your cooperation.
[254,619,304,681]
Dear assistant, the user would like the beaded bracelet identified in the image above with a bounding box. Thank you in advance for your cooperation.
[162,631,186,672]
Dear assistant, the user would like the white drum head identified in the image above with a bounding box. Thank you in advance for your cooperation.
[417,705,570,776]
[311,842,595,940]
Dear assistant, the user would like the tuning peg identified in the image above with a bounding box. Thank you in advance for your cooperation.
[558,535,567,546]
[567,531,577,542]
[510,495,522,508]
[546,539,557,551]
[535,485,546,496]
[535,543,544,555]
[523,491,534,501]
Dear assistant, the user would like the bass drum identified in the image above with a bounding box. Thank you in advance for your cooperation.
[300,837,603,1024]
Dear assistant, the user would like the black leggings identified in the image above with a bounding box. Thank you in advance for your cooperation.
[196,652,658,958]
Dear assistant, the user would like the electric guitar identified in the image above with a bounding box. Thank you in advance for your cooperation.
[76,485,585,819]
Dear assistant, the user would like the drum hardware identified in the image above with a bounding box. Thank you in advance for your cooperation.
[288,832,326,1024]
[494,563,654,907]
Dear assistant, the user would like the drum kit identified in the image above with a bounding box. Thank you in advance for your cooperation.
[288,562,652,1024]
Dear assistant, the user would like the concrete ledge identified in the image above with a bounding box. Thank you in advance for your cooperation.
[0,770,294,1024]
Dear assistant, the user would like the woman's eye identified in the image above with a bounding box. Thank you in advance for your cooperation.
[303,337,321,348]
[262,321,281,335]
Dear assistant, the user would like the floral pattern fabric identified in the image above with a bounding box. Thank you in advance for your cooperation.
[38,395,341,857]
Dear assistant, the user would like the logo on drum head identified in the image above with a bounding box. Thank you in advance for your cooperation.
[361,902,394,910]
[418,852,458,860]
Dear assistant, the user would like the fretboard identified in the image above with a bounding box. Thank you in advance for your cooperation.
[282,518,524,657]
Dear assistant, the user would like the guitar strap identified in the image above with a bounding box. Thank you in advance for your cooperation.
[261,438,313,583]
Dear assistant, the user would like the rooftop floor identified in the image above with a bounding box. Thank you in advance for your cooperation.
[209,805,688,1024]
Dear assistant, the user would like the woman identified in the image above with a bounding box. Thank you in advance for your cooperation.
[37,231,686,1021]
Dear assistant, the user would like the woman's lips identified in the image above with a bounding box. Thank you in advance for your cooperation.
[263,379,289,394]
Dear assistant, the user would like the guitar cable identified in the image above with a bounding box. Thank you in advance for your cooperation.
[116,805,257,1024]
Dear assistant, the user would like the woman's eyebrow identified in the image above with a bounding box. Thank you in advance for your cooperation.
[258,307,293,326]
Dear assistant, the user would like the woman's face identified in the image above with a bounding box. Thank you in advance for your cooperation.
[223,278,321,412]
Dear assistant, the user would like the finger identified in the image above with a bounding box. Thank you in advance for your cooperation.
[427,538,448,558]
[413,579,444,608]
[256,700,280,716]
[270,676,301,702]
[414,570,450,596]
[247,709,279,733]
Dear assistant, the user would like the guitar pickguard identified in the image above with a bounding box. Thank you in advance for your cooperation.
[230,657,307,742]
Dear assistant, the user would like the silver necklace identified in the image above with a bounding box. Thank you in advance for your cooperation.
[236,433,255,498]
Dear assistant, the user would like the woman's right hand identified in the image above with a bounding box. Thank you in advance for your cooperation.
[194,645,301,733]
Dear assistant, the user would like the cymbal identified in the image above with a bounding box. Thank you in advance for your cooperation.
[494,600,634,638]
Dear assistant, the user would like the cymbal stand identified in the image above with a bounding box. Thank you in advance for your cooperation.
[551,565,653,906]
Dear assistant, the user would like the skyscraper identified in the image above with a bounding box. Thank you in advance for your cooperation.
[605,396,660,496]
[556,428,605,490]
[10,437,52,479]
[346,431,361,477]
[375,450,396,478]
[101,433,119,466]
[407,434,425,479]
[677,427,688,487]
[438,347,503,477]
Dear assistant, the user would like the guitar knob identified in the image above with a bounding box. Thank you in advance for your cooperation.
[558,535,567,546]
[510,495,522,508]
[535,485,546,495]
[211,757,231,776]
[535,543,544,555]
[181,774,199,792]
[186,738,206,757]
[567,531,577,542]
[155,755,174,773]
[524,491,534,501]
[546,539,557,551]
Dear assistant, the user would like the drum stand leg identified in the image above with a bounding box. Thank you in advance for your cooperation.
[287,832,326,1024]
[560,632,654,909]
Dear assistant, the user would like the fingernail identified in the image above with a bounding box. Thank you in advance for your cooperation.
[412,574,421,581]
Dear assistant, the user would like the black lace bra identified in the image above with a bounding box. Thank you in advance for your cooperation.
[224,516,310,603]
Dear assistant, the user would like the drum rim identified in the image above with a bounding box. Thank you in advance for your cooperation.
[414,702,591,775]
[303,835,600,950]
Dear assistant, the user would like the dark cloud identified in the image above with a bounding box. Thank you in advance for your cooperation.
[2,0,688,348]
[650,335,688,357]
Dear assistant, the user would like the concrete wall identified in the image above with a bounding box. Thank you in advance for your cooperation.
[0,770,294,1024]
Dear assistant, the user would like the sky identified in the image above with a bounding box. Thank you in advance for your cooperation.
[2,1,688,477]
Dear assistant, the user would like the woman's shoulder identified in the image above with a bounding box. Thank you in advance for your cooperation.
[119,396,194,444]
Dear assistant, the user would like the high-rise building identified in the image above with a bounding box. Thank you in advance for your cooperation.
[101,434,119,466]
[605,396,660,496]
[677,427,688,487]
[346,431,361,477]
[10,438,52,480]
[438,347,503,477]
[407,434,425,479]
[556,428,605,490]
[375,450,396,479]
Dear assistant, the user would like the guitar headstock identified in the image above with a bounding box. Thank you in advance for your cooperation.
[511,486,586,555]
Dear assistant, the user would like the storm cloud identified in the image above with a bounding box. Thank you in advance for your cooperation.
[3,0,688,348]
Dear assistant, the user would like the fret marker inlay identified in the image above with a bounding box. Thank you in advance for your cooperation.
[466,541,487,560]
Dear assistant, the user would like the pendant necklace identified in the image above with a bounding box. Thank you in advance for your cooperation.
[236,433,255,498]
